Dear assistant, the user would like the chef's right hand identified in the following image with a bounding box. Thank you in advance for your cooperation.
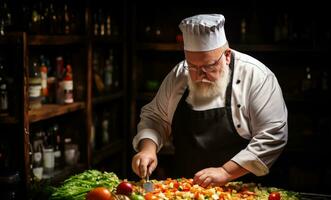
[131,139,158,178]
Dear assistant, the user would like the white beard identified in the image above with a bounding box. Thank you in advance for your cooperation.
[187,65,231,107]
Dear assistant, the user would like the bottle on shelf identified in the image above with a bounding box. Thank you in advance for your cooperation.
[29,59,42,109]
[101,111,110,146]
[0,1,12,35]
[63,3,71,34]
[28,143,34,182]
[53,125,63,169]
[38,1,47,35]
[93,11,99,36]
[301,66,315,97]
[106,14,111,36]
[63,64,74,104]
[93,51,105,94]
[98,9,105,36]
[48,2,57,35]
[42,144,54,177]
[39,56,48,103]
[64,137,79,166]
[104,50,113,92]
[29,2,41,34]
[32,142,43,181]
[0,56,8,116]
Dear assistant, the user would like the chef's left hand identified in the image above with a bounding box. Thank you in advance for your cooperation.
[193,167,231,188]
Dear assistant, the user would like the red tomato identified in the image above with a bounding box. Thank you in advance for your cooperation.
[116,181,133,196]
[268,191,281,200]
[86,187,113,200]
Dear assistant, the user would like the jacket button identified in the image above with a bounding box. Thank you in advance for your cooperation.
[237,124,241,128]
[237,104,241,108]
[236,80,241,84]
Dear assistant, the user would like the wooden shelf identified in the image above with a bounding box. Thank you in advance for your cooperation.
[137,42,183,51]
[93,91,125,105]
[92,139,125,166]
[28,35,87,46]
[28,102,85,123]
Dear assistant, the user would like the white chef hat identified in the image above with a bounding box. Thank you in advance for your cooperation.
[179,14,227,52]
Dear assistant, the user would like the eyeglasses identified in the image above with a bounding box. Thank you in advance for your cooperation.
[184,52,225,73]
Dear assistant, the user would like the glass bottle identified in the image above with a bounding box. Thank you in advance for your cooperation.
[301,66,314,97]
[98,9,105,36]
[93,11,99,36]
[106,14,111,36]
[29,60,42,109]
[49,2,57,34]
[0,57,8,114]
[30,3,41,34]
[32,143,43,181]
[104,50,113,92]
[39,58,48,103]
[52,124,62,169]
[101,111,110,145]
[2,1,12,33]
[63,64,74,104]
[28,143,34,182]
[63,4,71,34]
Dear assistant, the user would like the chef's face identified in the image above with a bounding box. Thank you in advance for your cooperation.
[185,48,231,102]
[185,48,231,82]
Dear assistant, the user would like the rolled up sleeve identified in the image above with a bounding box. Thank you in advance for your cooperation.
[132,63,185,152]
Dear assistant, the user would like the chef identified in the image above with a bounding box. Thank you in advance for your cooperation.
[132,14,288,187]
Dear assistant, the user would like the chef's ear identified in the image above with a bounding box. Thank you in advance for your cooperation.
[225,49,232,64]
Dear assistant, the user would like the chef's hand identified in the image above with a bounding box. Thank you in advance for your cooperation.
[193,161,249,188]
[193,167,231,188]
[132,139,158,178]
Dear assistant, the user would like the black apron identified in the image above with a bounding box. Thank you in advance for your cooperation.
[171,53,249,178]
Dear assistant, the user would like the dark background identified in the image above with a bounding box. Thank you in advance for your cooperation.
[1,0,330,198]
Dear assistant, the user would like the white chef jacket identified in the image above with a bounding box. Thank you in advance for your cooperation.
[133,50,288,176]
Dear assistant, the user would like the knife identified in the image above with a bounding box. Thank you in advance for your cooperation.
[143,174,154,192]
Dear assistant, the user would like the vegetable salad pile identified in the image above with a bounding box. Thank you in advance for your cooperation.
[50,170,299,200]
[51,170,120,200]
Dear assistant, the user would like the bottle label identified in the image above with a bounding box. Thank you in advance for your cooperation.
[33,167,43,180]
[29,85,42,97]
[41,71,47,89]
[63,80,73,103]
[43,149,55,169]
